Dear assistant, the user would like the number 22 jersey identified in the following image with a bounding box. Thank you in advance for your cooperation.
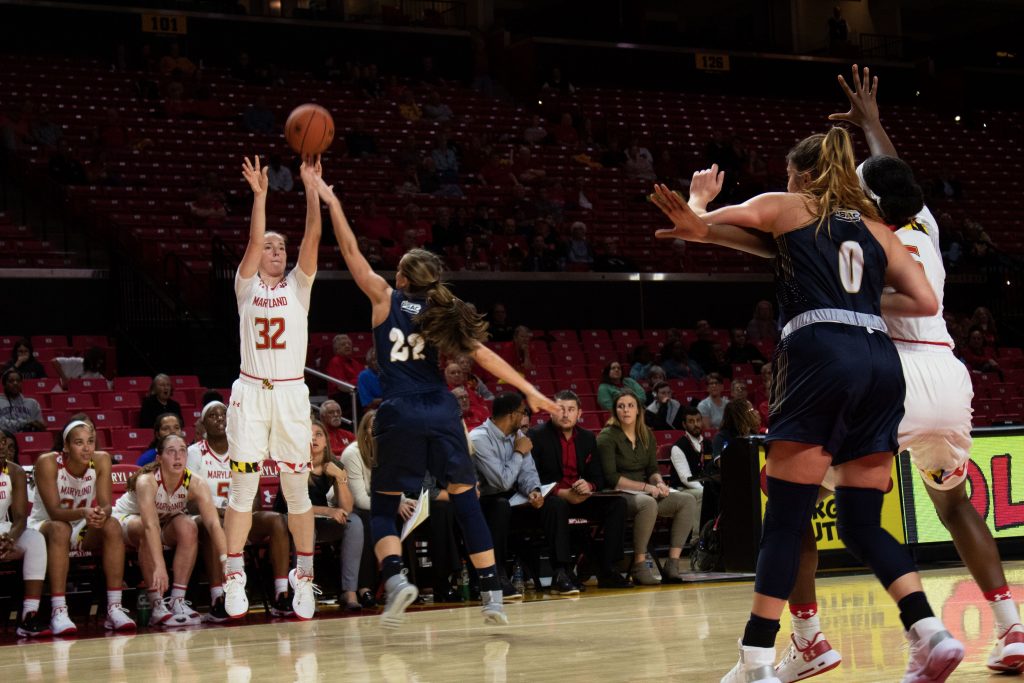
[235,268,313,380]
[374,289,443,397]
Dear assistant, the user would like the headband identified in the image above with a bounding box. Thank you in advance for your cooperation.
[63,420,90,442]
[201,401,226,421]
[855,162,881,203]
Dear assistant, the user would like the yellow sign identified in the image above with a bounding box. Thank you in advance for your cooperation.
[141,13,188,35]
[757,445,906,549]
[696,53,730,72]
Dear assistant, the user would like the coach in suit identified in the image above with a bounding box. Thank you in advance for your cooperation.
[528,390,632,589]
[671,406,717,528]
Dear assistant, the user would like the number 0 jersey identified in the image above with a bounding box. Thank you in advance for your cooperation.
[374,289,443,397]
[235,268,313,381]
[774,211,888,326]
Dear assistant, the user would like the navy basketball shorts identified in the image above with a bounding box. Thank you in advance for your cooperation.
[372,389,478,493]
[767,322,905,465]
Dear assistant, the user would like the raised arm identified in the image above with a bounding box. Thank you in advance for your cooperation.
[651,183,786,253]
[469,344,559,415]
[828,64,898,158]
[239,155,269,279]
[677,167,777,258]
[296,155,322,278]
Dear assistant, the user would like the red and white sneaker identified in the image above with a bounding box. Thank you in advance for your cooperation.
[50,606,77,636]
[289,568,320,621]
[902,617,964,683]
[774,633,842,682]
[103,603,137,632]
[987,623,1024,673]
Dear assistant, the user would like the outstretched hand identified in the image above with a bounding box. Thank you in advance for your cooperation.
[242,155,269,196]
[299,154,322,187]
[688,164,725,209]
[525,391,562,421]
[650,183,711,242]
[829,64,881,129]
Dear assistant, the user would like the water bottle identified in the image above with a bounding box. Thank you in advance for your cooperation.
[511,562,525,596]
[136,589,151,626]
[459,560,470,601]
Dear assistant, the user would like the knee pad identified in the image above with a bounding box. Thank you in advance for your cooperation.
[450,487,494,555]
[835,486,916,588]
[279,472,312,515]
[17,528,47,581]
[227,469,260,513]
[753,477,819,600]
[370,492,401,544]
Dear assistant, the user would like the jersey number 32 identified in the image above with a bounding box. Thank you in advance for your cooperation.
[254,317,286,350]
[389,328,426,362]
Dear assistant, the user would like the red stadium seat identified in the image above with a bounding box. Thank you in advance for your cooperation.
[113,376,150,392]
[22,378,57,394]
[17,432,52,463]
[67,378,108,393]
[42,410,71,431]
[99,391,143,411]
[71,335,111,350]
[48,393,97,412]
[172,375,200,389]
[656,430,685,444]
[31,334,65,349]
[91,410,126,428]
[109,428,151,452]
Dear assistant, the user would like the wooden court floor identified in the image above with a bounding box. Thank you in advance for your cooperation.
[4,562,1022,682]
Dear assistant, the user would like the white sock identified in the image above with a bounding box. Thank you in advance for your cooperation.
[171,585,187,600]
[23,597,40,618]
[226,553,245,575]
[148,589,162,605]
[51,595,67,612]
[211,585,224,601]
[274,578,289,596]
[296,552,314,577]
[792,614,821,646]
[107,590,123,607]
[991,598,1021,634]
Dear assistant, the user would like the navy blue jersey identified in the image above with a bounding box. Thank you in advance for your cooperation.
[774,211,888,326]
[373,289,443,397]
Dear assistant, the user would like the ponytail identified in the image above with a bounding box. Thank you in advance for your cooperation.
[126,462,159,493]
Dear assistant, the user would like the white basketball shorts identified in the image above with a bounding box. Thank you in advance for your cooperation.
[226,375,312,473]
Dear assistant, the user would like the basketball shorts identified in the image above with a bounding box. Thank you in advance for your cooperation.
[115,512,182,546]
[896,343,974,491]
[27,516,89,551]
[373,389,478,493]
[768,322,905,465]
[227,375,312,473]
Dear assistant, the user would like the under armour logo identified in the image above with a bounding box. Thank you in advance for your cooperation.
[993,591,1013,602]
[794,609,817,619]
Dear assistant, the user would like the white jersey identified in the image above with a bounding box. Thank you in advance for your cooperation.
[187,439,231,508]
[113,467,193,521]
[884,206,954,347]
[235,268,313,381]
[28,455,97,526]
[0,463,11,523]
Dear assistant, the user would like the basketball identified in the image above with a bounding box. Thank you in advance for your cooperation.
[284,103,335,156]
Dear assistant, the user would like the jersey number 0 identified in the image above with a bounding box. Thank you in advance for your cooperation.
[838,241,865,294]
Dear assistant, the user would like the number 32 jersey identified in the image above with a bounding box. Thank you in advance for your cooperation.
[374,289,443,397]
[235,268,313,380]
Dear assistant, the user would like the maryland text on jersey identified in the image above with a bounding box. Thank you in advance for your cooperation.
[252,295,288,307]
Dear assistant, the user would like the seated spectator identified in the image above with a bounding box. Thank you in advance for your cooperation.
[523,115,548,145]
[325,334,363,387]
[266,154,293,192]
[395,203,433,245]
[541,67,576,95]
[1,100,35,150]
[670,407,713,525]
[398,89,422,122]
[188,172,228,223]
[624,138,656,181]
[358,235,385,269]
[471,393,580,596]
[550,113,579,147]
[358,63,383,99]
[730,378,750,404]
[712,399,759,461]
[593,238,637,273]
[597,361,646,412]
[3,338,46,380]
[430,133,459,184]
[0,370,44,434]
[357,348,383,410]
[358,199,396,245]
[697,373,729,430]
[565,221,594,267]
[528,390,632,588]
[510,146,546,186]
[159,42,196,77]
[500,325,535,374]
[345,118,378,159]
[629,345,656,381]
[52,347,109,389]
[703,342,733,378]
[596,392,697,585]
[644,366,668,402]
[969,307,998,348]
[962,327,1003,378]
[30,104,62,150]
[523,235,561,272]
[340,411,380,608]
[242,96,276,135]
[453,386,487,430]
[645,382,683,431]
[320,400,356,456]
[600,135,627,168]
[138,374,182,428]
[276,420,362,611]
[458,354,495,402]
[688,321,715,369]
[746,300,780,345]
[445,361,489,419]
[725,328,766,368]
[422,90,454,122]
[488,303,516,342]
[660,340,705,380]
[136,412,185,466]
[384,228,425,269]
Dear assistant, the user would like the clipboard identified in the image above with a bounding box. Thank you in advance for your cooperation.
[400,488,430,541]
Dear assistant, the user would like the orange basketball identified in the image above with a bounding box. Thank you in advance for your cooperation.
[284,103,335,156]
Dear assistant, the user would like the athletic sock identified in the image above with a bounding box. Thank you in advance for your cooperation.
[51,594,66,612]
[984,585,1021,633]
[381,555,403,582]
[477,564,500,593]
[226,552,245,575]
[170,585,187,600]
[148,589,162,605]
[22,598,40,618]
[789,602,821,646]
[743,613,781,648]
[107,589,123,607]
[210,585,224,601]
[296,552,314,578]
[274,577,289,596]
[898,591,934,631]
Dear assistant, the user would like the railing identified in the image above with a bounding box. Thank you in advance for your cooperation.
[860,33,906,60]
[304,367,359,430]
[394,0,467,28]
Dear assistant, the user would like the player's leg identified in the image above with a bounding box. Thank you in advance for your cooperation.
[196,512,230,622]
[81,514,134,631]
[162,514,201,625]
[39,520,75,633]
[12,528,49,637]
[251,511,293,617]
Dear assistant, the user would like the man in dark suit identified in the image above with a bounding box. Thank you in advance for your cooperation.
[528,390,632,589]
[671,406,718,528]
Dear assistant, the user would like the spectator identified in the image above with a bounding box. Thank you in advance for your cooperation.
[344,118,378,158]
[320,400,356,456]
[0,370,44,433]
[395,203,433,245]
[357,199,395,245]
[597,361,645,412]
[687,320,716,369]
[510,146,547,186]
[266,154,293,193]
[242,96,276,135]
[430,133,459,184]
[962,327,1003,378]
[596,392,697,585]
[644,366,669,403]
[418,55,443,87]
[504,325,535,374]
[725,328,766,368]
[697,373,729,431]
[471,393,580,596]
[730,378,750,404]
[188,172,228,223]
[138,374,182,428]
[451,385,487,431]
[527,390,632,588]
[757,362,772,427]
[600,136,627,169]
[565,221,594,267]
[645,382,683,431]
[384,229,424,269]
[523,115,548,145]
[704,343,733,379]
[325,335,363,387]
[51,347,108,388]
[339,411,381,608]
[593,238,637,273]
[712,399,759,461]
[969,307,998,348]
[550,113,579,147]
[3,339,46,380]
[746,300,780,345]
[276,420,362,611]
[358,63,383,99]
[30,104,62,150]
[489,303,515,342]
[624,138,656,181]
[523,235,560,272]
[457,354,495,402]
[135,412,185,466]
[398,89,422,122]
[541,67,576,95]
[357,348,382,410]
[159,42,196,77]
[629,346,657,381]
[670,406,712,503]
[660,340,705,380]
[422,90,453,122]
[827,6,849,51]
